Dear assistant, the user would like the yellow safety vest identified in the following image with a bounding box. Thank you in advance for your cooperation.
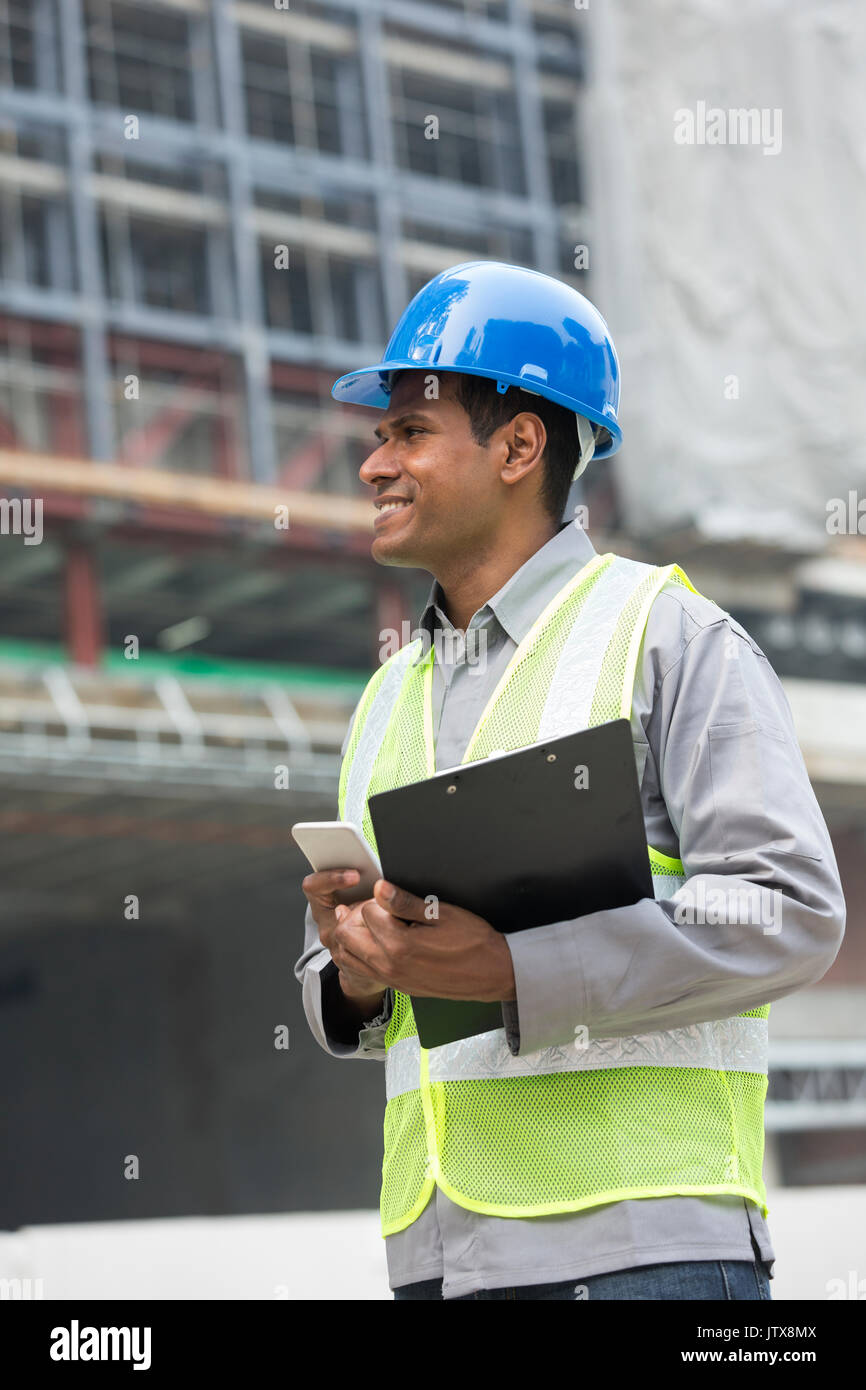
[338,551,770,1236]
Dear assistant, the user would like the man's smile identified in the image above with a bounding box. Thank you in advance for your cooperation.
[373,496,414,527]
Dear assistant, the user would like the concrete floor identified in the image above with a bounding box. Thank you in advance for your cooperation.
[1,1186,864,1301]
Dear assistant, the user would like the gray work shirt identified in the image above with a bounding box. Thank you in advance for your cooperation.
[295,521,846,1299]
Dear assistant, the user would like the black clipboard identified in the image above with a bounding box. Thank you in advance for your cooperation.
[367,718,654,1049]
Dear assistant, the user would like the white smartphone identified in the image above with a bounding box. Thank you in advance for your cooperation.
[291,821,383,905]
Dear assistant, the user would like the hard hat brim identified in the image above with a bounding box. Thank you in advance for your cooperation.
[331,360,622,459]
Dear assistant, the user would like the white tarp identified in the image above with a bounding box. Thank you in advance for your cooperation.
[584,0,866,545]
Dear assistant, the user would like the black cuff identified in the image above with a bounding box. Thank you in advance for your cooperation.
[501,997,521,1054]
[321,961,390,1043]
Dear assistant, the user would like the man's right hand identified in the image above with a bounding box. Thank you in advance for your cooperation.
[302,869,388,1013]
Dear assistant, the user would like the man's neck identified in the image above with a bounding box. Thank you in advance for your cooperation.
[435,518,562,631]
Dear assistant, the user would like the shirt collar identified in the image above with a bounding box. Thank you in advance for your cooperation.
[415,522,598,661]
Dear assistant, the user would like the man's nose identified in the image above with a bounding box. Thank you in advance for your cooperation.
[359,442,400,486]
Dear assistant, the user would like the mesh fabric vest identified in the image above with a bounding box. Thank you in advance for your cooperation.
[337,551,770,1235]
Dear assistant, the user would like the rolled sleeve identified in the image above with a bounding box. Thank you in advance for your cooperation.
[500,592,846,1056]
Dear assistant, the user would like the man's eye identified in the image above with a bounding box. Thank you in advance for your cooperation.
[405,427,424,436]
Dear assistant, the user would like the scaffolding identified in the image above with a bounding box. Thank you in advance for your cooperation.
[0,0,589,484]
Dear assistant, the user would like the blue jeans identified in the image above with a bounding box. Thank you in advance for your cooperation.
[393,1259,772,1300]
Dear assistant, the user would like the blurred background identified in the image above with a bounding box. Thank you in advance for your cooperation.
[0,0,864,1299]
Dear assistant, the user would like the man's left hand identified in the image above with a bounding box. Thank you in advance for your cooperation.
[334,880,517,1003]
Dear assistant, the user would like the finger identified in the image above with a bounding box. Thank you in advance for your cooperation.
[371,878,430,925]
[360,897,419,954]
[339,951,385,985]
[335,898,372,927]
[322,895,369,950]
[332,918,387,980]
[332,901,369,930]
[321,899,364,951]
[302,869,360,903]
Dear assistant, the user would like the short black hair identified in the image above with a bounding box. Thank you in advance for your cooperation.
[389,368,584,521]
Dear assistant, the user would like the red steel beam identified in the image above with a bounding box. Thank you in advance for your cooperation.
[120,380,215,470]
[0,404,19,447]
[63,542,104,668]
[0,316,80,353]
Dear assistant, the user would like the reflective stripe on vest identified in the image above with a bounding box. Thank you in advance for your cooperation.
[337,550,770,1233]
[385,1015,769,1101]
[537,554,650,738]
[343,643,419,833]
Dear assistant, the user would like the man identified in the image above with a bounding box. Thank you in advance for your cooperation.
[295,261,845,1301]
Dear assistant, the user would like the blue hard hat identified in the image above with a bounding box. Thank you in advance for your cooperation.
[331,261,622,471]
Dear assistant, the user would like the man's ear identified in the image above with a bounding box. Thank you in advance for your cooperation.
[500,411,547,486]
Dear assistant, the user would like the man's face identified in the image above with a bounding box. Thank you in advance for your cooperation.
[358,371,500,572]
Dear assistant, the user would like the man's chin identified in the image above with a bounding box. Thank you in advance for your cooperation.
[370,535,421,567]
[370,521,427,567]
